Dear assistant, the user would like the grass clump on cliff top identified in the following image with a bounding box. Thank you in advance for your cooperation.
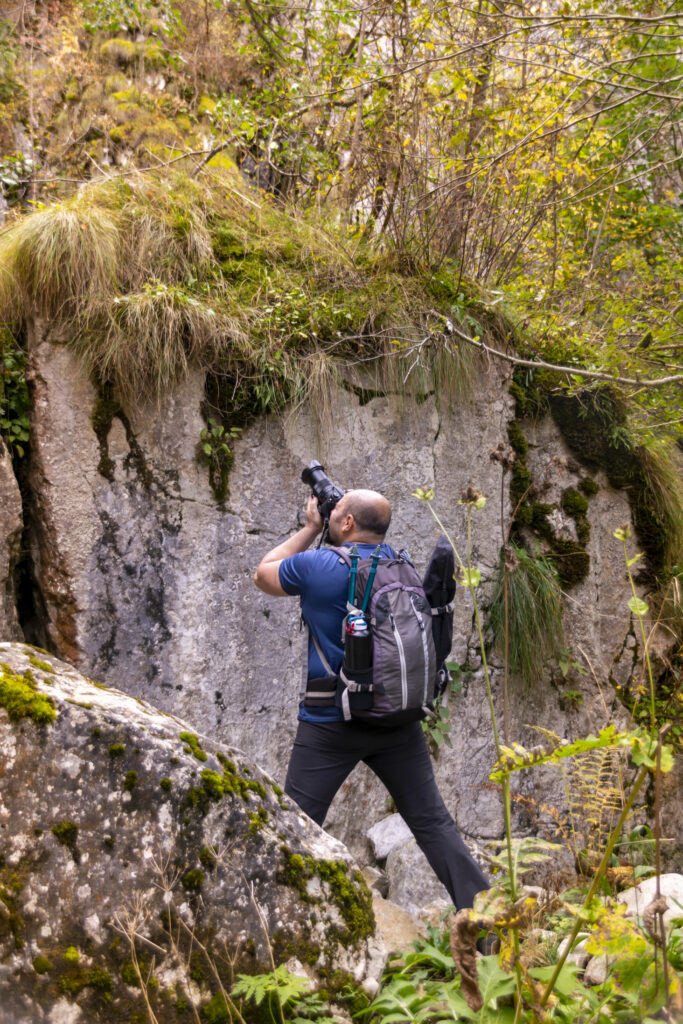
[0,663,57,724]
[0,167,479,414]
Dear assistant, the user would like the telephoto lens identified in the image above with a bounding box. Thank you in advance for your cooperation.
[301,460,345,518]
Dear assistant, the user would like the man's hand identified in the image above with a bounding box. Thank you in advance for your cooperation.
[253,497,323,596]
[304,495,324,533]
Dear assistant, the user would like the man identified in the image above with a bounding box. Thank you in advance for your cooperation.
[254,488,488,911]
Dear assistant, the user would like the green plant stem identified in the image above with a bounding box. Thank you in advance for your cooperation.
[423,498,518,960]
[539,761,651,1008]
[423,501,466,575]
[503,567,510,744]
[654,731,671,1012]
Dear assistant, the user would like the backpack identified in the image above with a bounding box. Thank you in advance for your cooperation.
[301,538,456,726]
[331,545,439,726]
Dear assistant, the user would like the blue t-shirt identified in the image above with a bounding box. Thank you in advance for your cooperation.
[279,543,396,722]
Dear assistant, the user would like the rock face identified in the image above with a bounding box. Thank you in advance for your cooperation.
[0,438,22,641]
[0,642,381,1023]
[2,322,677,881]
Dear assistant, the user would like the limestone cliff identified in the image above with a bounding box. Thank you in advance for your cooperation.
[3,321,677,873]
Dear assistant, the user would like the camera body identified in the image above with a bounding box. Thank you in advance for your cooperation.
[301,460,345,519]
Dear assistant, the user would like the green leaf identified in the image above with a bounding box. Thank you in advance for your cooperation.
[628,596,649,617]
[232,965,310,1010]
[476,956,516,1007]
[440,980,475,1019]
[461,568,481,588]
[528,962,584,999]
[489,726,632,781]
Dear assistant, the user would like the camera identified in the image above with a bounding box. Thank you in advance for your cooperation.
[301,460,345,519]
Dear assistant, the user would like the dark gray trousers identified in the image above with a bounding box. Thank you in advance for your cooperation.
[284,719,489,910]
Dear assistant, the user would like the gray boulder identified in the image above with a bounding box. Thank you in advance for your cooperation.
[0,642,382,1023]
[384,840,451,917]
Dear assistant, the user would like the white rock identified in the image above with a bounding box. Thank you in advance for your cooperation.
[557,932,591,968]
[617,874,683,933]
[367,814,413,861]
[49,999,83,1023]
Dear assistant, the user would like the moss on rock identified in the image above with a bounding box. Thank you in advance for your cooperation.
[50,821,79,863]
[99,38,137,66]
[32,954,53,973]
[0,662,57,724]
[278,849,374,945]
[181,868,204,892]
[179,731,208,762]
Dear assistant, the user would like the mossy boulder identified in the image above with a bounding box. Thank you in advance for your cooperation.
[99,39,137,67]
[0,642,383,1022]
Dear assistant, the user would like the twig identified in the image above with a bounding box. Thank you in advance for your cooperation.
[447,323,683,388]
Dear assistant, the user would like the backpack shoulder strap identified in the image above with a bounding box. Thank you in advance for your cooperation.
[328,545,352,567]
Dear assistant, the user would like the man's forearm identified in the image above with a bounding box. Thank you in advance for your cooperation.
[253,520,321,595]
[259,523,320,566]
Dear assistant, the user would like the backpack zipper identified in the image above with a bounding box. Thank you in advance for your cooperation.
[410,596,430,704]
[389,611,408,708]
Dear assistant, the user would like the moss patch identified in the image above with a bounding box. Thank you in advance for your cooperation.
[99,38,136,65]
[32,954,53,973]
[50,822,79,863]
[179,731,208,762]
[278,850,374,945]
[186,756,266,813]
[199,846,217,870]
[505,417,591,587]
[202,992,230,1024]
[561,487,591,544]
[58,962,113,1001]
[120,960,140,986]
[548,387,682,578]
[579,476,599,496]
[182,868,204,892]
[0,663,57,724]
[28,655,53,673]
[247,807,268,834]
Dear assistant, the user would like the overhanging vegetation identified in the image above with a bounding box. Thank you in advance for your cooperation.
[0,168,481,419]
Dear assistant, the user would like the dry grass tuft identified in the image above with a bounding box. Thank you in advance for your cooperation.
[0,166,483,411]
[0,205,119,322]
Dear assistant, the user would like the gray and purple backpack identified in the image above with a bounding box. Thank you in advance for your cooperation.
[302,538,455,726]
[332,543,448,726]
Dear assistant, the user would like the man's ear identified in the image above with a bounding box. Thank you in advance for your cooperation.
[341,513,354,535]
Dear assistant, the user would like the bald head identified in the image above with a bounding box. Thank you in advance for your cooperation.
[332,489,392,542]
